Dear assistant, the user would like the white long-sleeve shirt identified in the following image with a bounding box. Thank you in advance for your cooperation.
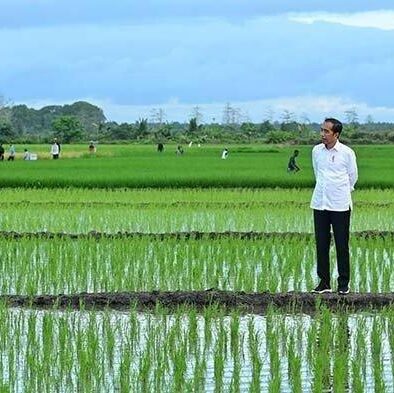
[310,140,358,211]
[51,143,60,155]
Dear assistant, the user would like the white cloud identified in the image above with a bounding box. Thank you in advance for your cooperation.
[289,10,394,31]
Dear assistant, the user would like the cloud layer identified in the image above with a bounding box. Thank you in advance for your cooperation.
[2,3,394,121]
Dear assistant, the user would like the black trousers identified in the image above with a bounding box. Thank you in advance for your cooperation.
[313,209,351,288]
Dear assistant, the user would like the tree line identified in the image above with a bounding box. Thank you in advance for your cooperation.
[1,99,394,144]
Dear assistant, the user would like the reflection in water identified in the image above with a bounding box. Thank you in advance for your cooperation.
[313,311,351,392]
[0,308,392,392]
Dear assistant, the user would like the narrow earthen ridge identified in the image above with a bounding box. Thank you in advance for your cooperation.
[0,230,393,240]
[2,290,394,313]
[1,201,393,208]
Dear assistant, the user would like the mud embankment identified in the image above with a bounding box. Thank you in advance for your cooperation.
[3,290,394,313]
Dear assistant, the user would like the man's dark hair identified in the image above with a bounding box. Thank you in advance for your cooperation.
[325,118,342,135]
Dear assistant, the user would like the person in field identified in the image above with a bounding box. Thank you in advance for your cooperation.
[157,143,164,152]
[176,145,184,155]
[221,148,229,159]
[51,138,61,159]
[311,118,358,295]
[8,144,16,161]
[287,150,300,172]
[0,143,4,160]
[23,149,31,160]
[89,141,96,154]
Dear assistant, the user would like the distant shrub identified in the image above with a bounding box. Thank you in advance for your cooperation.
[265,131,294,144]
[386,132,394,142]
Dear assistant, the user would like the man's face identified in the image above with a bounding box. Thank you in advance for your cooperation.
[320,121,338,146]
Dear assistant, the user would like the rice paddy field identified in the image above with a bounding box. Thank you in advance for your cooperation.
[0,144,393,391]
[0,143,393,188]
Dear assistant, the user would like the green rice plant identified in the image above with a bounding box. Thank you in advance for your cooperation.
[187,307,198,357]
[265,309,282,393]
[287,334,302,393]
[172,336,188,392]
[2,186,394,205]
[351,358,365,393]
[118,347,132,392]
[190,346,206,393]
[213,325,225,393]
[0,307,393,391]
[229,355,241,393]
[384,308,394,383]
[311,305,333,393]
[1,188,394,234]
[1,235,392,296]
[371,317,386,392]
[248,318,262,393]
[1,144,394,189]
[332,314,349,393]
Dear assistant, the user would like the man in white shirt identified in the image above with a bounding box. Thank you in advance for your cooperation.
[310,118,358,295]
[51,138,61,159]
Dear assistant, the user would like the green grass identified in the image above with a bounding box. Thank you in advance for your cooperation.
[0,144,393,188]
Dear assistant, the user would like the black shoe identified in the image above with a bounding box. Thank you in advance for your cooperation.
[311,282,332,294]
[338,286,350,295]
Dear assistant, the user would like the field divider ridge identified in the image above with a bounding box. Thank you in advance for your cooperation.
[1,230,394,240]
[2,290,394,313]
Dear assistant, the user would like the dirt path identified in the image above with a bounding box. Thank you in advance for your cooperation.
[3,290,393,313]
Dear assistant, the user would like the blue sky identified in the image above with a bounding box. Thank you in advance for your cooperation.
[1,0,394,123]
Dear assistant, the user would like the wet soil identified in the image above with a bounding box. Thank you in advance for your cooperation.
[1,230,393,241]
[2,290,394,313]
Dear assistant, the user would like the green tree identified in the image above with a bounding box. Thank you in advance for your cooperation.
[108,123,133,140]
[265,130,294,143]
[154,124,172,141]
[52,116,84,143]
[135,118,149,139]
[280,121,299,133]
[0,95,14,138]
[240,122,257,141]
[259,120,276,134]
[344,108,359,137]
[0,120,15,140]
[188,117,198,134]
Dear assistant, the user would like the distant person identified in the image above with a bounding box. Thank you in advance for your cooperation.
[311,118,358,295]
[51,138,61,159]
[23,149,31,160]
[0,143,4,161]
[287,150,300,172]
[89,141,96,154]
[157,143,164,153]
[7,144,16,161]
[176,145,184,155]
[221,148,229,159]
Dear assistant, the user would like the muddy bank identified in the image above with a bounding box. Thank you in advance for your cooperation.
[2,290,394,313]
[1,230,393,241]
